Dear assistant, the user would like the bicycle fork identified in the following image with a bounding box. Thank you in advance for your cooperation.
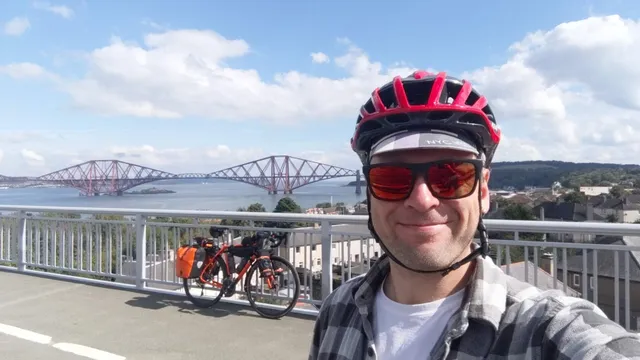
[257,256,281,290]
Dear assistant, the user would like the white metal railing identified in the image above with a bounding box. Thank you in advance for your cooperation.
[0,205,639,330]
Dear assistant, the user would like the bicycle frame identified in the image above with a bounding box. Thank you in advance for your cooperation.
[197,242,274,290]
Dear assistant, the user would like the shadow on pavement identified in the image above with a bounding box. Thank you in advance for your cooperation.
[0,268,315,321]
[123,290,317,321]
[124,292,266,319]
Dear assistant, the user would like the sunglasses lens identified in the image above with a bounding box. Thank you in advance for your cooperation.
[427,161,477,199]
[368,165,413,200]
[367,161,478,201]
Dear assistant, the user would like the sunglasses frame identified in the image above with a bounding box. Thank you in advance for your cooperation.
[363,158,484,202]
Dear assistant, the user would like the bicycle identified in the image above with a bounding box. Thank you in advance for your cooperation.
[175,226,301,319]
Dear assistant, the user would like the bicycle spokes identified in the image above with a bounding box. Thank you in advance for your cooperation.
[245,259,290,304]
[182,259,225,306]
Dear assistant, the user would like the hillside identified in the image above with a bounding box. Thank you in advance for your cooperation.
[347,161,640,190]
[489,161,640,190]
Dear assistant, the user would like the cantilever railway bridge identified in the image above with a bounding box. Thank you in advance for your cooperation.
[0,155,361,196]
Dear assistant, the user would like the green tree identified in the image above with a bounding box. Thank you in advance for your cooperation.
[502,204,542,240]
[218,202,269,236]
[490,203,542,265]
[247,202,266,212]
[220,206,250,237]
[245,202,266,228]
[562,191,586,204]
[274,197,302,213]
[503,204,536,221]
[609,185,626,198]
[40,212,81,219]
[269,197,310,229]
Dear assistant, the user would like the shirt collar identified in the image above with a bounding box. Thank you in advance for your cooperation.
[353,248,508,332]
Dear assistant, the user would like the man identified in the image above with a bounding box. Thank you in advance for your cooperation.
[308,71,640,359]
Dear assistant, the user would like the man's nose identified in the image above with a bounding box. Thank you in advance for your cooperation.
[404,176,440,211]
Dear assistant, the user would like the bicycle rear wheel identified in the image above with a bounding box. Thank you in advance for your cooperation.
[244,255,301,319]
[183,255,229,308]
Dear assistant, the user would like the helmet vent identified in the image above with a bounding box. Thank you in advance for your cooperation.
[385,113,410,124]
[458,112,485,126]
[403,81,434,105]
[363,99,375,114]
[359,119,383,133]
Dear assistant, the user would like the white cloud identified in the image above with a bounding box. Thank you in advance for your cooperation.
[0,142,360,177]
[461,14,640,164]
[4,15,640,166]
[20,149,45,167]
[101,144,354,173]
[3,17,30,36]
[310,52,330,64]
[32,2,74,19]
[0,31,413,124]
[0,130,65,143]
[0,62,58,81]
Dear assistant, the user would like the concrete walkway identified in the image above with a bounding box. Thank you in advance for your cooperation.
[0,270,315,359]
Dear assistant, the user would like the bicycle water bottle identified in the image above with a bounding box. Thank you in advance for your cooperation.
[257,256,274,278]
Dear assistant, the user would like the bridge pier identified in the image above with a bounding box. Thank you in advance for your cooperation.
[268,189,293,195]
[355,170,362,195]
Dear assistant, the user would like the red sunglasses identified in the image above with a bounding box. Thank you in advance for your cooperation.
[363,159,483,201]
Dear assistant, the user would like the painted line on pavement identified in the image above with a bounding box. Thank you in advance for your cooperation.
[0,322,125,359]
[53,343,126,360]
[0,322,52,344]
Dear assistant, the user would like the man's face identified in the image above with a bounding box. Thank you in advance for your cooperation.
[368,148,491,272]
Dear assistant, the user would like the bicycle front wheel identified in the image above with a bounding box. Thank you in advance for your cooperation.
[244,255,301,319]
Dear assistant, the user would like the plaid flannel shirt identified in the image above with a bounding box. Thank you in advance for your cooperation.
[308,252,640,360]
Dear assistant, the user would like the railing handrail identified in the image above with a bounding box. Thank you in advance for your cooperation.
[3,204,640,235]
[2,204,640,328]
[485,219,640,236]
[0,205,368,223]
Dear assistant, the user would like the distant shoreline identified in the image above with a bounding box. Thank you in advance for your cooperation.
[126,187,176,195]
[345,180,366,187]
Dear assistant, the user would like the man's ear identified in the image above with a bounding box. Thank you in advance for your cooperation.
[480,168,491,214]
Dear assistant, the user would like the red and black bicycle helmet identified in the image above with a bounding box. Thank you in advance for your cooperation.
[351,70,501,165]
[353,70,502,276]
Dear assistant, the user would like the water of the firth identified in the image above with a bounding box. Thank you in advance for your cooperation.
[0,179,363,211]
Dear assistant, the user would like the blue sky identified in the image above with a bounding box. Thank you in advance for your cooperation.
[1,0,640,176]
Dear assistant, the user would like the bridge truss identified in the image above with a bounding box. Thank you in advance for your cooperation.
[205,155,359,194]
[38,160,178,196]
[10,156,361,196]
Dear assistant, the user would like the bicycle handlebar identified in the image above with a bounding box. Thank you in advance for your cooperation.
[257,231,288,248]
[209,226,225,238]
[208,226,288,248]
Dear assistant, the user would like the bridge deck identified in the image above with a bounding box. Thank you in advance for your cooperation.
[0,270,315,359]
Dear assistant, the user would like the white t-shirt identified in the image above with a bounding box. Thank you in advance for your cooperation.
[373,279,465,359]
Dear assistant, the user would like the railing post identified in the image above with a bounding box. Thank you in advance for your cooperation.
[320,220,333,300]
[135,214,147,289]
[16,210,27,272]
